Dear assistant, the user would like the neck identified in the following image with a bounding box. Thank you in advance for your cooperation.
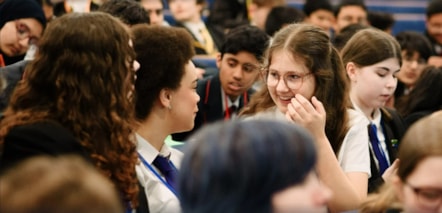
[350,93,375,120]
[136,113,170,151]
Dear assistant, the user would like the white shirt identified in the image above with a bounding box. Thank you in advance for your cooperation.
[221,87,240,119]
[135,133,183,213]
[245,107,371,177]
[183,21,207,44]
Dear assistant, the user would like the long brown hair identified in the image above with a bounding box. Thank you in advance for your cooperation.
[0,12,139,206]
[241,23,349,154]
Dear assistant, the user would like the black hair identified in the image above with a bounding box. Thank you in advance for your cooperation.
[178,120,317,213]
[334,0,367,17]
[303,0,333,16]
[426,0,442,18]
[367,10,395,32]
[265,6,305,36]
[220,25,270,62]
[98,0,150,25]
[395,31,434,61]
[333,23,368,51]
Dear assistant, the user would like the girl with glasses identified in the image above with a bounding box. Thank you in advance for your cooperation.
[241,23,370,212]
[0,0,46,67]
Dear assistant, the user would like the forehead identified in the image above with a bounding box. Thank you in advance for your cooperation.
[141,0,163,7]
[338,5,367,17]
[16,18,44,38]
[222,52,259,64]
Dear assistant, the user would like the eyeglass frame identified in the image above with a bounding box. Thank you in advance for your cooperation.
[15,21,40,45]
[405,181,442,209]
[261,68,313,90]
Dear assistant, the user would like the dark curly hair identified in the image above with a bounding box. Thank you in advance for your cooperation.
[0,12,139,207]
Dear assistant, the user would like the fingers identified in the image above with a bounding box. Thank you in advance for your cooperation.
[311,96,326,116]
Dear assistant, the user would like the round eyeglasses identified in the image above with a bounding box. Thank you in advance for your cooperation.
[16,21,39,45]
[262,69,312,90]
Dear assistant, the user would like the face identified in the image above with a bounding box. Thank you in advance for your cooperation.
[141,0,164,26]
[0,18,43,57]
[426,13,442,45]
[249,5,271,30]
[272,172,332,213]
[348,58,400,116]
[306,9,335,35]
[335,5,367,33]
[394,157,442,213]
[267,49,315,114]
[397,51,426,88]
[170,60,200,133]
[217,51,260,100]
[168,0,202,23]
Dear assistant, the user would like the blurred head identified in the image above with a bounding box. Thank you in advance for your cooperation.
[241,24,349,153]
[265,6,305,37]
[132,25,198,133]
[249,0,286,30]
[0,155,123,213]
[367,11,395,34]
[334,0,368,34]
[392,111,442,213]
[426,0,442,45]
[1,12,139,206]
[217,25,270,101]
[167,0,205,23]
[179,120,331,213]
[140,0,165,26]
[98,0,150,26]
[303,0,334,35]
[0,0,46,57]
[395,31,433,88]
[342,28,402,115]
[333,23,368,51]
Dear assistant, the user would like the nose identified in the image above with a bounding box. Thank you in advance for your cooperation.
[386,74,398,89]
[410,60,418,69]
[232,65,243,80]
[275,77,289,92]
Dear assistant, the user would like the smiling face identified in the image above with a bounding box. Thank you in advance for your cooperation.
[170,60,200,133]
[217,51,260,101]
[347,57,400,117]
[0,18,43,57]
[267,49,316,114]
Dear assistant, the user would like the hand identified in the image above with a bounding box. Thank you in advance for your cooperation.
[382,159,399,183]
[285,94,326,138]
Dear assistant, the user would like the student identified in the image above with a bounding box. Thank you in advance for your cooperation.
[0,12,144,212]
[240,23,370,212]
[425,0,442,67]
[167,0,222,56]
[179,120,332,213]
[0,0,46,67]
[248,0,286,30]
[0,155,124,213]
[341,28,407,193]
[303,0,335,36]
[139,0,169,26]
[333,0,368,35]
[53,0,99,16]
[206,0,249,34]
[131,25,199,213]
[394,31,433,106]
[98,0,150,26]
[367,11,395,34]
[360,110,442,213]
[333,23,367,51]
[172,25,270,141]
[396,66,442,127]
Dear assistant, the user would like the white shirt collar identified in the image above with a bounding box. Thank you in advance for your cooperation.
[135,133,171,164]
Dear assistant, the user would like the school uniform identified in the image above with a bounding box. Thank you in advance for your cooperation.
[172,75,254,141]
[135,134,182,213]
[173,21,224,56]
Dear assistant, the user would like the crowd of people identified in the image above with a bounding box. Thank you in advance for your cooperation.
[0,0,441,212]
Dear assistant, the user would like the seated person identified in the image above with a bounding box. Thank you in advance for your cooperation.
[303,0,334,36]
[172,25,270,141]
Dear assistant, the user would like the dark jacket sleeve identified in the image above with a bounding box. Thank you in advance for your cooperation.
[0,121,87,173]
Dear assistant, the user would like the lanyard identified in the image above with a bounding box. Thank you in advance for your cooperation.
[137,152,178,196]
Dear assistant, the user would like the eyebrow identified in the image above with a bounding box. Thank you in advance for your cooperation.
[377,67,400,73]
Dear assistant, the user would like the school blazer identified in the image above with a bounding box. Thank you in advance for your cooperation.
[368,107,406,193]
[172,75,254,141]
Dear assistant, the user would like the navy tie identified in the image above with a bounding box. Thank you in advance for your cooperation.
[368,123,389,175]
[152,155,177,189]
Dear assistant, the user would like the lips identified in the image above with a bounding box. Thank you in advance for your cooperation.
[227,82,243,92]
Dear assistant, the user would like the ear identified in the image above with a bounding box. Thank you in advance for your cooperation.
[159,88,173,109]
[346,62,358,82]
[215,53,222,69]
[391,175,405,202]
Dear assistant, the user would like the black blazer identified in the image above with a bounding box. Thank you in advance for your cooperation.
[368,107,406,193]
[172,75,254,141]
[0,121,149,213]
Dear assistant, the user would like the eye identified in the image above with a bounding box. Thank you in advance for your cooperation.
[268,71,279,79]
[227,61,237,68]
[419,190,442,201]
[243,64,257,73]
